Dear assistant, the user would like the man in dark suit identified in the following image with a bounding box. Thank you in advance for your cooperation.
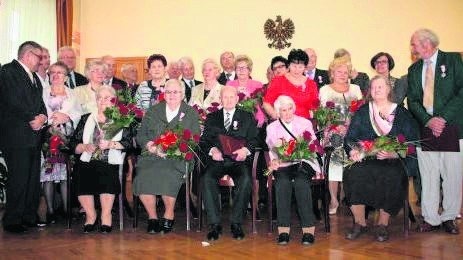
[407,28,463,235]
[102,55,127,88]
[304,48,330,89]
[200,86,259,241]
[217,51,237,85]
[0,41,48,233]
[58,46,88,88]
[179,57,202,103]
[121,63,139,98]
[334,48,370,93]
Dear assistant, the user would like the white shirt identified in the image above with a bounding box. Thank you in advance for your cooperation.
[166,105,180,122]
[224,71,235,80]
[36,73,50,87]
[223,108,236,126]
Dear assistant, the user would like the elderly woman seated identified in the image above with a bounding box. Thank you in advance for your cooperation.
[265,95,320,245]
[69,85,134,234]
[343,75,418,242]
[134,79,200,234]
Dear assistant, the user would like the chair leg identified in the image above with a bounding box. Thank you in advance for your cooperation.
[185,163,191,231]
[252,179,257,234]
[66,159,72,229]
[404,198,409,237]
[197,191,203,232]
[268,177,273,233]
[133,196,139,229]
[323,179,330,232]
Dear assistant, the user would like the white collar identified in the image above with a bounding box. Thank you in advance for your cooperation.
[17,59,33,80]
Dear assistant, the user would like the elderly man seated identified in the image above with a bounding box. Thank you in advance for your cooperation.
[200,86,259,241]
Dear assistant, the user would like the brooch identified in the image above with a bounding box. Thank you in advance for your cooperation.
[440,65,446,78]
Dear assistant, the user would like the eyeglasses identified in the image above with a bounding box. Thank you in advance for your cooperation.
[90,69,105,74]
[165,90,182,95]
[97,96,114,102]
[236,66,249,72]
[272,64,286,71]
[375,60,388,65]
[49,70,66,75]
[29,51,42,60]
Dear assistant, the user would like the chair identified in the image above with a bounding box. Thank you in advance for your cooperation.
[197,152,260,233]
[66,153,126,231]
[133,161,194,231]
[263,147,334,233]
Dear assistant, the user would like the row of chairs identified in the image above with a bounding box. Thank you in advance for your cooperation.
[64,146,414,235]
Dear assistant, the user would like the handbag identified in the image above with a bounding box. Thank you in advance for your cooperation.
[278,119,315,178]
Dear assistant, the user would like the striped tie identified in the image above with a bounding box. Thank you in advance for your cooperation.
[224,112,231,130]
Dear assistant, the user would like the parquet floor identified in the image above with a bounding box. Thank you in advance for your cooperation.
[1,192,463,259]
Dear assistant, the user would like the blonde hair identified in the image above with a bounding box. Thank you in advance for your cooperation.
[201,58,220,73]
[235,54,253,71]
[84,59,108,79]
[328,57,352,82]
[165,79,186,100]
[274,95,296,117]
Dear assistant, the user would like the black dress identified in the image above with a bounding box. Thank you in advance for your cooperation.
[69,113,133,195]
[343,104,418,216]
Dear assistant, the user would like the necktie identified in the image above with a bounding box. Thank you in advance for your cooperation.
[224,112,231,130]
[423,60,434,110]
[226,73,232,80]
[68,72,75,89]
[190,80,195,88]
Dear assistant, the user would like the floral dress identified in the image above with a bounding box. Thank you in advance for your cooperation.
[41,95,73,183]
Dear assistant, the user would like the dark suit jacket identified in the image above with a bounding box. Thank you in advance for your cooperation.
[351,71,370,94]
[0,60,47,148]
[74,71,89,87]
[407,50,463,138]
[218,71,237,85]
[111,76,127,88]
[200,108,259,164]
[182,78,203,103]
[313,68,330,89]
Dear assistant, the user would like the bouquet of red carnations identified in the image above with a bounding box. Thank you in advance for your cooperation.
[152,126,201,161]
[345,134,417,167]
[264,131,324,176]
[101,98,144,139]
[192,102,221,126]
[42,129,68,174]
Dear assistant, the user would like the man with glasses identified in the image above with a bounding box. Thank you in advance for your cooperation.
[218,51,237,85]
[0,41,48,233]
[58,46,88,89]
[304,48,329,89]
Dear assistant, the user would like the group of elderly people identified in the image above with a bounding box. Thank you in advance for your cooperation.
[4,28,460,247]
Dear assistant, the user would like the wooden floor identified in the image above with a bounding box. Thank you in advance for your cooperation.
[1,197,463,259]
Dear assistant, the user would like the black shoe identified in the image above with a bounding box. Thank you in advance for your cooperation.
[277,232,290,245]
[346,223,368,240]
[100,225,112,234]
[442,220,460,235]
[3,224,28,233]
[161,218,174,234]
[375,225,389,242]
[36,219,48,227]
[301,233,315,245]
[207,224,222,241]
[22,220,37,228]
[147,219,161,234]
[47,213,57,224]
[230,223,245,240]
[83,222,97,233]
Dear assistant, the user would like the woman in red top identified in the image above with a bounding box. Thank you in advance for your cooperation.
[263,49,319,119]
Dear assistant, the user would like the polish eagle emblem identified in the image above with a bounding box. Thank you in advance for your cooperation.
[264,16,295,50]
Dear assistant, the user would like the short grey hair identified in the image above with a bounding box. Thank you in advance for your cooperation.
[274,95,296,116]
[165,79,186,100]
[18,41,42,59]
[178,56,194,69]
[334,48,350,59]
[57,46,75,57]
[84,59,108,79]
[96,84,116,98]
[413,28,440,48]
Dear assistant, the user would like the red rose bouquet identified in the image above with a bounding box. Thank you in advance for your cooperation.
[192,102,220,126]
[42,128,69,174]
[313,101,343,131]
[101,98,144,139]
[236,89,266,127]
[152,125,201,162]
[345,134,417,167]
[264,131,324,176]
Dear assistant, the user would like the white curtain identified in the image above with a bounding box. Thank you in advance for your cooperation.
[0,0,57,65]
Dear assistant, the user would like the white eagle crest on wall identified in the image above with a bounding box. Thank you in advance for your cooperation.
[264,15,295,50]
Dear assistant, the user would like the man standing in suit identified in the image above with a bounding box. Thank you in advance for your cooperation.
[179,57,202,103]
[217,51,237,85]
[36,47,51,88]
[407,28,463,235]
[101,55,127,88]
[58,46,88,88]
[200,86,259,241]
[120,63,139,98]
[304,48,329,89]
[0,41,48,233]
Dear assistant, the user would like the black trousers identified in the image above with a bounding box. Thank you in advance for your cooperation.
[274,165,316,228]
[201,160,252,225]
[2,147,41,226]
